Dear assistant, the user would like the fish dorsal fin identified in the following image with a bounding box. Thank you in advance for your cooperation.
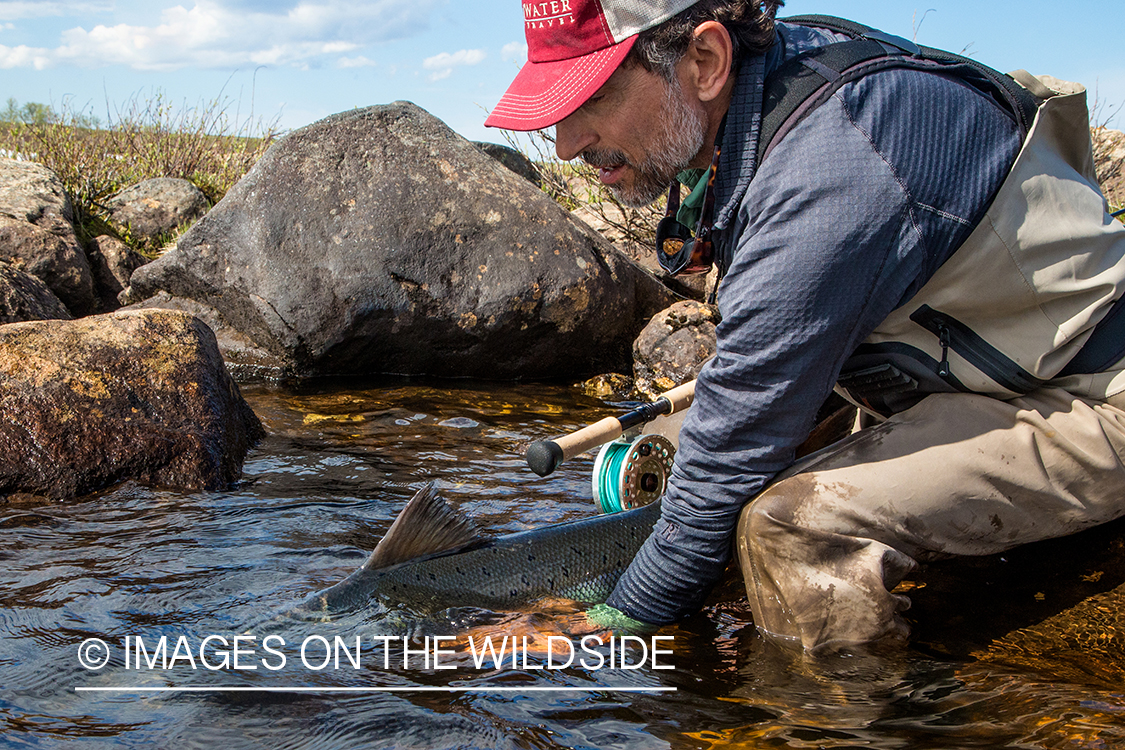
[362,482,484,570]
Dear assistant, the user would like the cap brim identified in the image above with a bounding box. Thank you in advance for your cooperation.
[484,36,637,131]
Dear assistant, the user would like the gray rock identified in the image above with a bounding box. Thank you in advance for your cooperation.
[0,159,96,316]
[633,300,719,398]
[0,158,77,238]
[106,177,210,241]
[0,260,72,324]
[474,141,541,187]
[0,309,264,500]
[131,292,290,382]
[87,235,148,312]
[129,102,677,379]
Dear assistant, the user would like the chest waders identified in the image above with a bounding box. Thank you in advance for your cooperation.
[764,16,1125,417]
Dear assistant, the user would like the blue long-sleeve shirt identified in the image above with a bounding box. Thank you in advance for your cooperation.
[605,22,1023,624]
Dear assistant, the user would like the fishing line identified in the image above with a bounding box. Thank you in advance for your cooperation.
[592,434,675,514]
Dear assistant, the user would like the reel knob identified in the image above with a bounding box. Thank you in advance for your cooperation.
[591,434,676,514]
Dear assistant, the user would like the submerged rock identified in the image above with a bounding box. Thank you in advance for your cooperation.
[128,102,676,379]
[0,309,264,500]
[0,159,96,316]
[974,581,1125,689]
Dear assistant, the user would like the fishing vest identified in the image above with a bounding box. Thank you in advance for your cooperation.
[763,16,1125,416]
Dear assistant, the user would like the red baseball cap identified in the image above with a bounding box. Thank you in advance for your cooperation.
[485,0,700,131]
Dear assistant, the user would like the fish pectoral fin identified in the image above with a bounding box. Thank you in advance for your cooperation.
[362,482,485,569]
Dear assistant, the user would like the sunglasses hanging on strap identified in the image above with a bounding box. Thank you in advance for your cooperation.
[656,141,721,276]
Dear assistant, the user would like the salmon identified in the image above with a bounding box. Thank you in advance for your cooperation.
[295,483,658,618]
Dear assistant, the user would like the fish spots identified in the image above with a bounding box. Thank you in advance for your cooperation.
[990,514,1004,530]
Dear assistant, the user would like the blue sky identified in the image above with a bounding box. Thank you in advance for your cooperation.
[1,0,1122,144]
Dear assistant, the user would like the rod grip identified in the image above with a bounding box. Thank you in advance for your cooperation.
[526,416,623,477]
[525,380,696,477]
[660,380,696,415]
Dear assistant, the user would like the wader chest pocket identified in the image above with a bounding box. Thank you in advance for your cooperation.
[909,305,1046,394]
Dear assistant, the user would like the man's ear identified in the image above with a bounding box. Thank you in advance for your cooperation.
[685,21,733,102]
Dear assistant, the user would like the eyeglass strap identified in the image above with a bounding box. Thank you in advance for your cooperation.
[696,143,721,240]
[665,180,681,219]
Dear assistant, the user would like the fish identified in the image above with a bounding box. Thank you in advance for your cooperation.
[294,482,659,618]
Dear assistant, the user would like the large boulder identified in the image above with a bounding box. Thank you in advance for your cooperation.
[127,102,677,379]
[0,260,72,324]
[106,177,210,242]
[0,309,264,500]
[474,141,541,187]
[0,159,97,316]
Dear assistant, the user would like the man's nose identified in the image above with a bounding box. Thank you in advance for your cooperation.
[554,114,596,162]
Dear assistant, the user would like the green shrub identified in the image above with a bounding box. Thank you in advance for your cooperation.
[0,92,279,254]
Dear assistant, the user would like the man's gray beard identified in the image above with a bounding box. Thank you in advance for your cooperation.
[582,78,708,208]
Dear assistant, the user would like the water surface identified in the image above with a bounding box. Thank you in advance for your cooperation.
[2,378,1124,749]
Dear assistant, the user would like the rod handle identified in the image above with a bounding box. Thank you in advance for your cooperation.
[526,380,695,477]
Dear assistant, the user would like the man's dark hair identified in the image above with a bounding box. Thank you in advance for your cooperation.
[626,0,785,81]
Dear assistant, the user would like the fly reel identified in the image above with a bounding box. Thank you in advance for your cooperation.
[591,433,676,514]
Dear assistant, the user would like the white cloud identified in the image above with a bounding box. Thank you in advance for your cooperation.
[501,41,526,63]
[422,48,485,81]
[2,0,438,71]
[0,43,50,68]
[0,2,112,21]
[337,55,376,69]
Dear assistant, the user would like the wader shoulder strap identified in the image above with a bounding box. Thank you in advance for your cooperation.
[761,15,1044,165]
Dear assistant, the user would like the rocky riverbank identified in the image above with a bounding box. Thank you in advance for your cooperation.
[0,102,686,501]
[2,101,1123,502]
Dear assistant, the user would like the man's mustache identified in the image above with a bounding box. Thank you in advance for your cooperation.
[580,148,631,169]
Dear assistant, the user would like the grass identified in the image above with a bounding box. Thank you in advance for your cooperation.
[0,91,280,256]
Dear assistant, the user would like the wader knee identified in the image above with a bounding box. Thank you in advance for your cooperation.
[737,474,917,652]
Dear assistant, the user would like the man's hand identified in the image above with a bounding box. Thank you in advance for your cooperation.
[581,603,659,635]
[451,600,657,658]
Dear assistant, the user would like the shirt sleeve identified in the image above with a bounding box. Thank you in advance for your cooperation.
[605,69,1022,624]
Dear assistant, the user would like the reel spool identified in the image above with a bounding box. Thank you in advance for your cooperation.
[591,434,676,514]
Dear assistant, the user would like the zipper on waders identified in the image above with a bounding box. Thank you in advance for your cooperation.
[909,305,1047,393]
[936,322,951,379]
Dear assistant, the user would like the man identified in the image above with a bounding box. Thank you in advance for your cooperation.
[486,0,1125,652]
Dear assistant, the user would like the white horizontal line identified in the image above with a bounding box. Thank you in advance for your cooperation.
[75,686,675,693]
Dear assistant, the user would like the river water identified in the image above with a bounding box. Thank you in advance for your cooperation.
[2,378,1124,749]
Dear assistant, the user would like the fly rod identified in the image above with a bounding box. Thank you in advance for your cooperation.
[525,380,696,477]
